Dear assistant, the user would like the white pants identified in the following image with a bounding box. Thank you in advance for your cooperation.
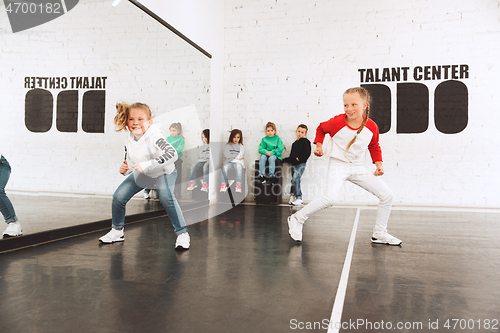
[295,158,393,234]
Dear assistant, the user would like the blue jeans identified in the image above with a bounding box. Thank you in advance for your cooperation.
[291,163,306,199]
[221,162,243,185]
[0,156,18,224]
[112,171,187,235]
[189,161,209,184]
[259,155,277,177]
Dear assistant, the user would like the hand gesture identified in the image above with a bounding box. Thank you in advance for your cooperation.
[119,161,129,174]
[374,161,384,176]
[133,164,144,174]
[314,147,324,157]
[266,151,272,157]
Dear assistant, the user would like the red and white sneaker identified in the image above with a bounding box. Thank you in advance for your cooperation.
[187,182,197,191]
[220,184,228,192]
[235,184,242,193]
[201,183,208,192]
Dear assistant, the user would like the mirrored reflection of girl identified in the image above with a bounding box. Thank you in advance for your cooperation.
[1,154,21,238]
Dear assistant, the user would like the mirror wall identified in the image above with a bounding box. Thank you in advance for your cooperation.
[0,0,211,238]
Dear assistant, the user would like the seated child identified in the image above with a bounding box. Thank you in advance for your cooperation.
[187,129,210,192]
[281,124,311,206]
[220,129,245,193]
[258,122,284,184]
[167,122,185,198]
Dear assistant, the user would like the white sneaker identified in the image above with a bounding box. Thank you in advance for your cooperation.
[287,214,303,242]
[371,232,402,245]
[3,222,22,237]
[291,198,303,206]
[143,191,150,199]
[288,195,295,205]
[175,232,190,249]
[99,228,124,243]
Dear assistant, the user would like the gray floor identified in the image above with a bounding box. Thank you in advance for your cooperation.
[3,192,180,235]
[0,203,499,333]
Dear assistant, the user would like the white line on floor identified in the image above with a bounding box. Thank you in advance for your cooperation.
[327,208,361,333]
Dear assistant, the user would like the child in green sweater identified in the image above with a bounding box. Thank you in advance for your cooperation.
[167,122,185,198]
[167,123,185,158]
[258,122,284,184]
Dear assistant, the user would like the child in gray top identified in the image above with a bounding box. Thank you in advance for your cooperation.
[220,129,244,193]
[187,129,210,192]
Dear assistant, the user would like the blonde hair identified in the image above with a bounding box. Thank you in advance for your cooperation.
[344,87,371,151]
[114,102,152,132]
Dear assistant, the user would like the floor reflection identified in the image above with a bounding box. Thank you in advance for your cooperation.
[0,205,498,333]
[3,193,200,236]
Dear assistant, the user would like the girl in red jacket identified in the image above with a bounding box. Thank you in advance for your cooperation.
[287,87,401,246]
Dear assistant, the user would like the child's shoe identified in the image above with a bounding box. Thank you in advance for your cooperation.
[99,228,124,243]
[187,182,197,190]
[289,195,296,205]
[235,184,242,193]
[201,183,208,192]
[175,232,190,249]
[2,222,22,238]
[371,232,402,246]
[292,198,303,206]
[220,184,228,192]
[287,214,303,242]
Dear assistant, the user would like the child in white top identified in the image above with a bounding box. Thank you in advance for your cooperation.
[220,129,245,193]
[287,87,401,246]
[99,102,190,249]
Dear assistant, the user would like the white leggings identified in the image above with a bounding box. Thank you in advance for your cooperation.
[295,158,393,234]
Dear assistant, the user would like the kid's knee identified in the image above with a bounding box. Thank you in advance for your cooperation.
[379,188,394,204]
[321,194,337,207]
[112,192,127,206]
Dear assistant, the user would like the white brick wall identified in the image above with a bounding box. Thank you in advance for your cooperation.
[0,0,210,195]
[2,0,499,208]
[223,0,500,208]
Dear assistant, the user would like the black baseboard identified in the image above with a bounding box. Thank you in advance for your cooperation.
[0,201,207,254]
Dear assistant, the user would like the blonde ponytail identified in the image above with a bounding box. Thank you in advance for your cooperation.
[114,102,130,132]
[345,87,371,151]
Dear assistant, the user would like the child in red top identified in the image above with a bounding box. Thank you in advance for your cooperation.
[287,87,401,245]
